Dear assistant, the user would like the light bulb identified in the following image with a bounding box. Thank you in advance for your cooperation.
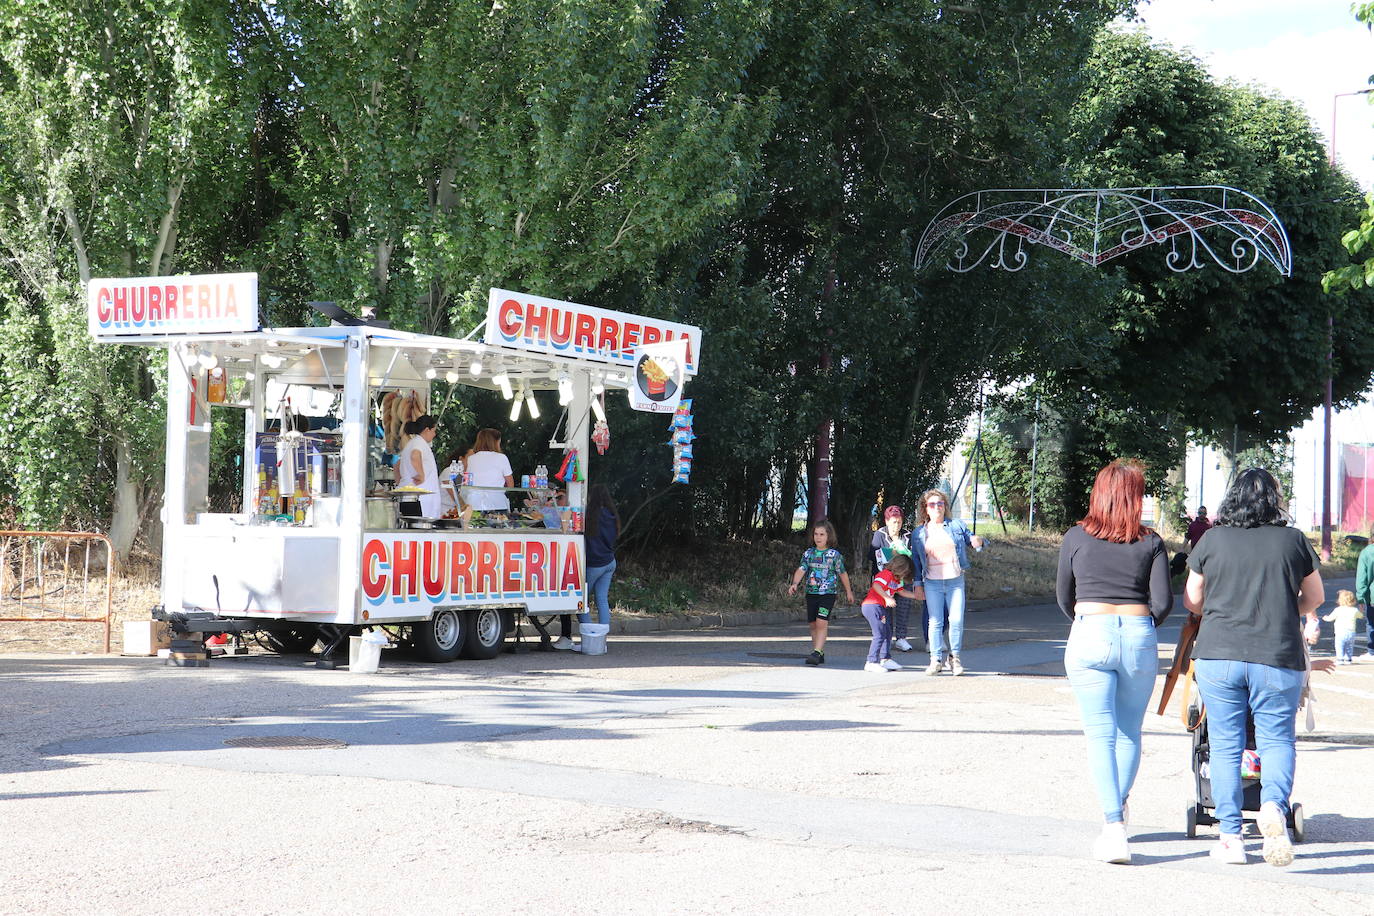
[445,370,460,383]
[424,367,437,379]
[494,372,513,400]
[244,371,255,381]
[526,388,540,419]
[509,391,523,421]
[468,358,482,377]
[262,354,285,369]
[196,351,219,370]
[590,379,605,396]
[557,374,574,406]
[591,395,606,423]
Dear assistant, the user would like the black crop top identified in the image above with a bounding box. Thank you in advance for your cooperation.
[1056,524,1173,624]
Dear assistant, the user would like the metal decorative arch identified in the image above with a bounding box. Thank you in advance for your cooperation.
[914,186,1291,278]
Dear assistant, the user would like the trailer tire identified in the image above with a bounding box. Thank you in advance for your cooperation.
[262,627,322,655]
[414,609,465,662]
[462,608,506,659]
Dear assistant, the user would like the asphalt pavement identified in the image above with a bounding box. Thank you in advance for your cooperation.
[1,585,1371,914]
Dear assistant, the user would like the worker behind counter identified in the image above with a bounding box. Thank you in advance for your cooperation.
[463,427,514,512]
[396,415,440,518]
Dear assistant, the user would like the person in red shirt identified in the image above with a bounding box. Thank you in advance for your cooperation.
[861,554,921,672]
[1186,507,1212,548]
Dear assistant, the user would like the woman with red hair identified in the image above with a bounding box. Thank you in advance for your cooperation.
[1057,460,1173,865]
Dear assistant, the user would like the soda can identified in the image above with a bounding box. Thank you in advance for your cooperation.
[521,474,531,488]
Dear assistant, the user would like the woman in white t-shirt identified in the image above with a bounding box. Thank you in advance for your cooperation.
[464,427,514,511]
[397,415,441,517]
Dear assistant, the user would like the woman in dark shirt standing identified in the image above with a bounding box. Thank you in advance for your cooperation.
[581,484,620,629]
[1184,468,1323,867]
[1057,460,1172,865]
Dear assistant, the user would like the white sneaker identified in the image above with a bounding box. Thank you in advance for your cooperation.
[1209,834,1248,865]
[893,638,913,652]
[950,655,965,676]
[1092,823,1131,864]
[551,636,574,650]
[863,662,887,673]
[925,659,943,675]
[881,658,903,671]
[1257,802,1294,867]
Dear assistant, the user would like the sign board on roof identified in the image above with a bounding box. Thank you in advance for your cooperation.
[88,272,259,338]
[486,288,702,376]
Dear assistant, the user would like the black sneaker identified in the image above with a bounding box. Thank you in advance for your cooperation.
[806,650,824,666]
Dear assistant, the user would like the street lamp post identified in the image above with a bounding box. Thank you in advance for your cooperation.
[1323,88,1373,560]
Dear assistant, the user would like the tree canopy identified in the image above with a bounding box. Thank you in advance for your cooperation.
[1,2,1370,561]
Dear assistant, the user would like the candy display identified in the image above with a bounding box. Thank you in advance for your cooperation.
[668,399,693,484]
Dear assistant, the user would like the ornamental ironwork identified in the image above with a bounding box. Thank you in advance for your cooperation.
[914,187,1291,277]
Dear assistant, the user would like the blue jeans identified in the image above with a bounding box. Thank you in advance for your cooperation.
[924,576,965,659]
[1193,658,1304,836]
[1336,628,1356,662]
[1064,614,1158,824]
[861,602,890,663]
[580,560,616,626]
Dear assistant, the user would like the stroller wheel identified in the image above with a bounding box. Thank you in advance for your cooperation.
[1290,803,1305,843]
[1185,804,1199,839]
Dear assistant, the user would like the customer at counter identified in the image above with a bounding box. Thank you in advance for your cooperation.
[464,427,514,511]
[397,415,440,518]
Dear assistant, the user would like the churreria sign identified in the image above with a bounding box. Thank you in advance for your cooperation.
[361,535,585,613]
[87,272,259,338]
[487,287,702,376]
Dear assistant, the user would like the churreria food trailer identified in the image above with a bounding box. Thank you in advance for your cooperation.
[88,275,701,663]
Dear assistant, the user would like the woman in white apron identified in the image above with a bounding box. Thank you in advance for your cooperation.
[397,415,441,517]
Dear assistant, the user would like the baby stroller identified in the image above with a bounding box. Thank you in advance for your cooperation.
[1183,698,1306,840]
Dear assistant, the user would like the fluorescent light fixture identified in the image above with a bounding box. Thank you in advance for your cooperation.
[196,351,219,370]
[525,388,540,419]
[509,386,524,421]
[424,367,437,379]
[468,358,482,377]
[591,394,606,423]
[261,354,285,369]
[557,374,574,406]
[493,372,513,400]
[590,377,605,396]
[445,370,460,383]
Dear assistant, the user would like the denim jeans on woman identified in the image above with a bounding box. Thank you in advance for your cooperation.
[924,576,965,659]
[1064,614,1158,824]
[580,559,617,626]
[1193,658,1304,836]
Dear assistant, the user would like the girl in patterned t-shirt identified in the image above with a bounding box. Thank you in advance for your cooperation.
[788,520,856,666]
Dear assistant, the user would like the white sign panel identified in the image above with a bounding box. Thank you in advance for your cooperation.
[486,288,702,376]
[628,339,688,413]
[88,272,259,338]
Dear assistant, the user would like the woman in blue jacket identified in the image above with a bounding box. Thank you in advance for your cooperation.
[581,484,620,629]
[913,489,985,676]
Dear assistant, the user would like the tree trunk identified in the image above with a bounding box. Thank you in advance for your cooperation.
[109,433,140,565]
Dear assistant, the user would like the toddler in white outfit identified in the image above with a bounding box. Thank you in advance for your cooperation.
[1323,590,1365,664]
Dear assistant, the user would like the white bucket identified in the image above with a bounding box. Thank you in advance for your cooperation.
[579,623,609,656]
[348,635,382,673]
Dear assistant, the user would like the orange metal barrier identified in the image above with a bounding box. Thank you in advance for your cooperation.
[0,530,114,653]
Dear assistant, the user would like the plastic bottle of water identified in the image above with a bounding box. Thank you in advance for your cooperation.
[536,464,548,489]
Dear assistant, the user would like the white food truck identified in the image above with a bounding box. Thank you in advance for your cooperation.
[89,274,700,663]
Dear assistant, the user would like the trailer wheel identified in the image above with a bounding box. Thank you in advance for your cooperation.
[262,627,321,655]
[414,609,465,662]
[462,608,506,659]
